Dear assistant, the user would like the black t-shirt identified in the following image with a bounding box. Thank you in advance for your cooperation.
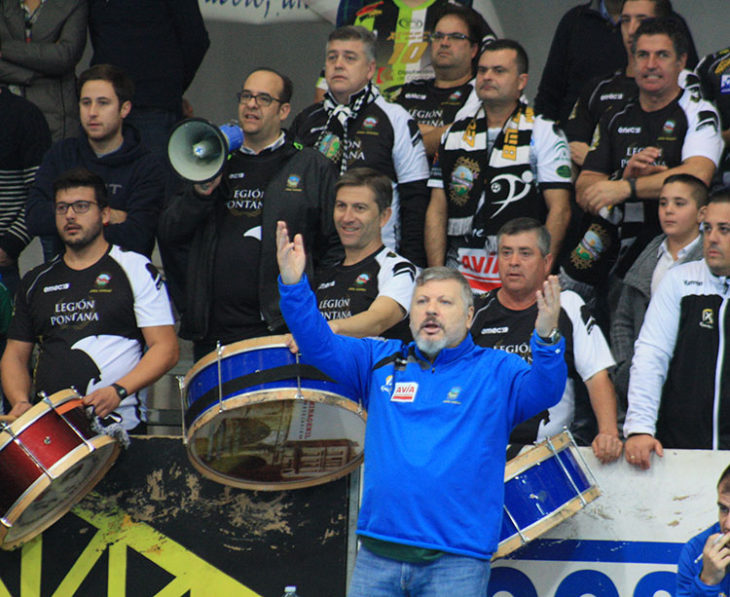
[394,78,474,128]
[8,245,173,429]
[565,71,638,144]
[314,246,416,341]
[209,145,290,343]
[583,90,720,265]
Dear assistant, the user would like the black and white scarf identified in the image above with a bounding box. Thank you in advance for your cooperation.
[317,82,379,175]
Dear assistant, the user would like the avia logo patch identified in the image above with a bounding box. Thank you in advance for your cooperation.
[391,382,418,403]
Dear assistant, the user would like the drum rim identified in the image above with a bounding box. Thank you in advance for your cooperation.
[504,430,573,481]
[186,386,366,442]
[0,435,120,550]
[183,335,291,390]
[186,387,366,491]
[493,485,601,560]
[0,389,81,451]
[188,447,364,492]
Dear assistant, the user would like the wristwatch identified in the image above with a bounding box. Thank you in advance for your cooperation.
[537,328,562,345]
[111,383,128,400]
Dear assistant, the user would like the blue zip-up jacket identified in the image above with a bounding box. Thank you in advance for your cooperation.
[677,523,730,596]
[279,275,567,559]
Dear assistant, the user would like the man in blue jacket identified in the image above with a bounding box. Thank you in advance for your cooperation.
[25,64,165,261]
[677,464,730,596]
[276,221,567,596]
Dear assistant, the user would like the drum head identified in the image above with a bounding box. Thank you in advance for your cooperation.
[1,436,120,550]
[187,388,366,491]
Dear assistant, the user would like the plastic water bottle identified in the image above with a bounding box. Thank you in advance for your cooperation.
[281,586,299,597]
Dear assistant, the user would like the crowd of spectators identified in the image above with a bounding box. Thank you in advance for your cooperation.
[0,0,728,590]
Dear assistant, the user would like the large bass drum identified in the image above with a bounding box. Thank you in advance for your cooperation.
[183,336,366,491]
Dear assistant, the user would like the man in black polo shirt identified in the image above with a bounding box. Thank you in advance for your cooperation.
[314,167,417,342]
[575,18,721,282]
[2,168,178,432]
[394,5,486,158]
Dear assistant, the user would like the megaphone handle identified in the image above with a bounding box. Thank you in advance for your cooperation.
[194,176,221,196]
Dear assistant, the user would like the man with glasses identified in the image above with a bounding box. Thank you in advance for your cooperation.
[425,39,572,293]
[394,5,487,158]
[623,189,730,469]
[158,68,342,361]
[1,168,179,433]
[25,64,165,262]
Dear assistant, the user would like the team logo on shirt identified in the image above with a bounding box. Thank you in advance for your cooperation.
[448,90,463,101]
[662,119,676,135]
[380,374,394,394]
[391,382,418,402]
[355,273,370,286]
[449,157,479,206]
[556,165,572,179]
[286,174,302,192]
[570,223,613,270]
[443,386,461,404]
[95,273,111,287]
[363,116,378,129]
[700,308,715,329]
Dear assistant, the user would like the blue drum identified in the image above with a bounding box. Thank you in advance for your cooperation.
[183,336,366,490]
[495,431,600,559]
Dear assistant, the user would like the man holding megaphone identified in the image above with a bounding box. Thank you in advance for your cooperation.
[159,68,343,360]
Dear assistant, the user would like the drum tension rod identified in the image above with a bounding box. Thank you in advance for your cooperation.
[294,352,304,400]
[2,402,55,481]
[42,390,95,452]
[216,341,226,413]
[502,505,529,545]
[547,431,587,505]
[176,375,188,445]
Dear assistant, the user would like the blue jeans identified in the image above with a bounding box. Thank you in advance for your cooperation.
[348,544,491,597]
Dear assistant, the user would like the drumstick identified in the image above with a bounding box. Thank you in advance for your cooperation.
[694,533,727,564]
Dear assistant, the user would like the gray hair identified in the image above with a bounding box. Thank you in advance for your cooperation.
[327,26,377,62]
[415,267,474,311]
[497,217,551,257]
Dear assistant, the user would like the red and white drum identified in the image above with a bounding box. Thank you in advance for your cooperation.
[0,389,120,550]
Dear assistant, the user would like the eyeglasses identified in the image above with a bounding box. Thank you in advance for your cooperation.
[236,91,284,107]
[55,201,99,215]
[430,32,474,43]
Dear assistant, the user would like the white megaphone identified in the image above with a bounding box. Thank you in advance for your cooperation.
[167,118,244,183]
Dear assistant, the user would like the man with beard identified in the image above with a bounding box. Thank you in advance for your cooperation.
[1,168,178,432]
[276,220,566,595]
